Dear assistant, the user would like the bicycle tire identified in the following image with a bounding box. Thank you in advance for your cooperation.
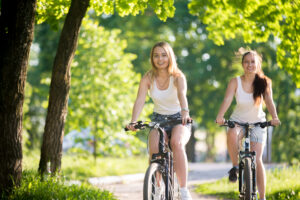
[166,167,179,200]
[143,163,167,200]
[243,157,253,200]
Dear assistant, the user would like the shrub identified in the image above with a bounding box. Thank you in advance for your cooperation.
[3,170,117,200]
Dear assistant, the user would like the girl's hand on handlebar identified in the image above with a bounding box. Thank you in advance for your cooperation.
[215,116,225,125]
[270,118,281,126]
[126,122,137,131]
[181,111,191,125]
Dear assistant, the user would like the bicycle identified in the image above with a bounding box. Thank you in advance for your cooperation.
[125,117,192,200]
[222,120,272,200]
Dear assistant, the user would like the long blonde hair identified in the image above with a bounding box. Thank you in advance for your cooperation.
[147,42,183,82]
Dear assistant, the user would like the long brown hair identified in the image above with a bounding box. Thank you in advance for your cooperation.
[147,42,183,82]
[241,50,270,105]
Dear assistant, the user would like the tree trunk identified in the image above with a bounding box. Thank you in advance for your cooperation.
[0,0,36,193]
[205,131,216,161]
[38,0,90,176]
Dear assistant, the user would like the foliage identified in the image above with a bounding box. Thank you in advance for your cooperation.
[188,0,300,87]
[36,0,71,29]
[36,0,175,28]
[22,82,33,151]
[66,18,150,157]
[270,76,300,164]
[2,170,116,200]
[195,165,300,200]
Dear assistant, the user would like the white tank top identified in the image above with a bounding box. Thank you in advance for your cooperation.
[149,76,181,115]
[230,76,266,123]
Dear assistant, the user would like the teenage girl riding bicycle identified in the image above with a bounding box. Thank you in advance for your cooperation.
[215,48,280,200]
[126,41,193,200]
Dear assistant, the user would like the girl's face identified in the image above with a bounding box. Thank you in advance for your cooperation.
[242,53,259,74]
[153,47,169,70]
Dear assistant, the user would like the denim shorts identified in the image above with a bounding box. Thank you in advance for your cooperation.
[150,112,191,138]
[228,123,267,144]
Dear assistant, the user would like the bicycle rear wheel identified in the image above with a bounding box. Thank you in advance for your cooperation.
[240,157,253,200]
[143,163,166,200]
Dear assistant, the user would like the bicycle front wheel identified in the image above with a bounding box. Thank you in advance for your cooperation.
[241,157,253,200]
[143,163,167,200]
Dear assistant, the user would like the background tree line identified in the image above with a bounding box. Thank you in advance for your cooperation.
[1,0,299,194]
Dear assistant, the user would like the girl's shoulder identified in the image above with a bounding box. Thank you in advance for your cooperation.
[173,73,186,87]
[227,77,238,91]
[229,77,238,85]
[173,71,185,80]
[265,75,272,85]
[142,71,153,88]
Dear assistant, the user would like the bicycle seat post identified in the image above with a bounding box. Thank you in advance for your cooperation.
[158,127,165,154]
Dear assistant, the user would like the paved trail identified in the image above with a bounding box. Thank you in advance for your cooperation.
[91,163,232,200]
[91,163,280,200]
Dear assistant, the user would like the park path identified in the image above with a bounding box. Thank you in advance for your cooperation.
[90,162,233,200]
[90,162,280,200]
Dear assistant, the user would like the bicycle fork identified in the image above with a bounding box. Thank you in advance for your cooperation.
[251,152,257,199]
[238,151,257,199]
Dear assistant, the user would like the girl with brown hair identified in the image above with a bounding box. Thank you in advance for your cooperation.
[216,48,280,200]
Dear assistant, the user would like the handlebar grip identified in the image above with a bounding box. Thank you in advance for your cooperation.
[267,121,272,126]
[224,120,235,128]
[124,121,144,131]
[260,121,272,128]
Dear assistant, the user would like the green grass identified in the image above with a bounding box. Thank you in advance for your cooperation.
[61,155,148,181]
[23,151,148,181]
[195,165,300,200]
[2,170,117,200]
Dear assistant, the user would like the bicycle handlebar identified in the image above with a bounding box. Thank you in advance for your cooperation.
[223,120,272,129]
[124,118,193,131]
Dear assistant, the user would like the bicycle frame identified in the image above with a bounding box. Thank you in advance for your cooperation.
[238,123,257,199]
[150,125,174,200]
[126,118,190,200]
[223,120,271,200]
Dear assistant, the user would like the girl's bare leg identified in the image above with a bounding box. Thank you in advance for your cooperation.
[227,127,240,166]
[170,125,191,187]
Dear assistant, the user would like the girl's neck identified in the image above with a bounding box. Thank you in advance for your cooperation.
[242,73,255,83]
[156,69,169,78]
